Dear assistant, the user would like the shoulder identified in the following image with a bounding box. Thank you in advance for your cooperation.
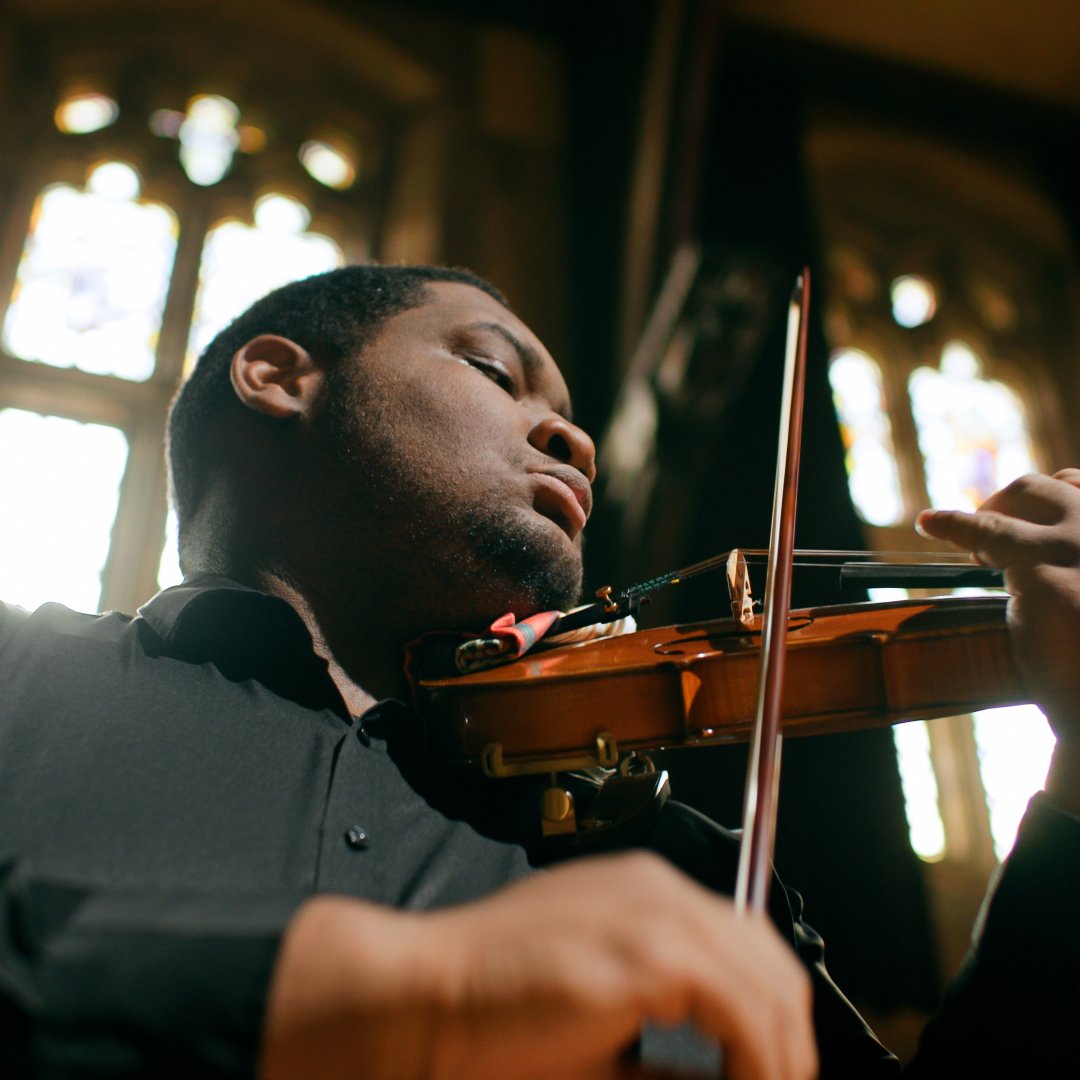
[0,599,30,655]
[0,599,135,662]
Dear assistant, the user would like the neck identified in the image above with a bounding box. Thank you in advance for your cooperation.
[250,568,399,716]
[181,482,495,714]
[184,540,409,717]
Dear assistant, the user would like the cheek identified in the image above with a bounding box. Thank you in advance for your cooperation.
[394,372,526,459]
[350,377,527,502]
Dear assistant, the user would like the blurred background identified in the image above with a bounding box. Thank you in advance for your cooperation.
[1,0,1077,1059]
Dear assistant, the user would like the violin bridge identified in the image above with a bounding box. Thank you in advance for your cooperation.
[726,549,755,627]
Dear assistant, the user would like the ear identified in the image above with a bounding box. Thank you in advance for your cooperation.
[230,335,324,419]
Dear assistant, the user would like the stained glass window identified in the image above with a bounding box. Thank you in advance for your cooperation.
[824,326,1051,864]
[826,303,1049,865]
[0,408,129,612]
[149,94,268,187]
[828,348,904,525]
[0,32,376,618]
[177,95,240,187]
[2,161,178,381]
[187,193,344,363]
[909,341,1037,511]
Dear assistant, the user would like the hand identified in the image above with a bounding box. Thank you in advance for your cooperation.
[261,852,817,1080]
[916,469,1080,812]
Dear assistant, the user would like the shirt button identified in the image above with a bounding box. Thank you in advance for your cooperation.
[344,825,368,849]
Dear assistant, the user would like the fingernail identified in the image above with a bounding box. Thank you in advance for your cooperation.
[914,512,933,538]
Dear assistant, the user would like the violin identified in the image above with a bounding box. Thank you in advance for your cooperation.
[416,270,1025,784]
[417,592,1025,776]
[416,270,1041,1078]
[413,270,1031,914]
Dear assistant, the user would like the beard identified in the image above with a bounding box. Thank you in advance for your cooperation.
[462,496,584,617]
[321,375,584,632]
[362,484,585,633]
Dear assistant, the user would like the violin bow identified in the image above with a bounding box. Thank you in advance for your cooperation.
[735,270,811,915]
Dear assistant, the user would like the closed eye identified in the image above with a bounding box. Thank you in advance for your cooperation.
[462,356,517,395]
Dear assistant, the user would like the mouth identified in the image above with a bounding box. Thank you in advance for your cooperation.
[531,469,593,540]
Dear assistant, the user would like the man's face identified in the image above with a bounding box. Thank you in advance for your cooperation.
[317,281,596,630]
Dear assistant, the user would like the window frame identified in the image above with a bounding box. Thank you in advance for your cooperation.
[0,108,371,613]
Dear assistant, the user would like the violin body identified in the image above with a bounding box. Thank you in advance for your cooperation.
[419,596,1026,771]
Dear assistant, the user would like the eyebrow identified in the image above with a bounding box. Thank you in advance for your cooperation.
[464,321,574,421]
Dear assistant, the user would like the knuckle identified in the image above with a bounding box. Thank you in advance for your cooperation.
[975,509,1008,538]
[604,851,690,909]
[1002,473,1037,499]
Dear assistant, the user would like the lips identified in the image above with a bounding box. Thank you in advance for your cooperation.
[531,468,593,539]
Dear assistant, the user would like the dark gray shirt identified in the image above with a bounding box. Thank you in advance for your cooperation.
[0,577,530,1075]
[1,577,1076,1076]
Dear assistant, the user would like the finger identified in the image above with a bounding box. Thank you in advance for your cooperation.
[527,855,816,1080]
[685,919,817,1080]
[1052,466,1080,488]
[915,507,1062,568]
[720,987,817,1080]
[976,472,1071,524]
[616,887,813,1080]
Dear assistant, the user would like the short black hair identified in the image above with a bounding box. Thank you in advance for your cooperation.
[167,263,505,529]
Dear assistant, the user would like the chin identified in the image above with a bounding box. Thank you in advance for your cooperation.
[450,502,582,624]
[490,553,583,619]
[478,540,582,618]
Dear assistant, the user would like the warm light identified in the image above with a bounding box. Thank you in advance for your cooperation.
[238,124,268,154]
[972,279,1017,333]
[253,193,311,234]
[158,505,182,591]
[189,95,237,128]
[940,340,981,379]
[909,341,1037,511]
[974,705,1056,859]
[0,409,129,613]
[55,92,119,134]
[187,199,342,362]
[3,164,176,381]
[299,141,357,189]
[178,94,241,186]
[828,348,904,525]
[893,720,946,861]
[86,161,141,200]
[890,274,936,328]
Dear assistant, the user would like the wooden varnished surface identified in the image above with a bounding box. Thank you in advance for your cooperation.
[420,596,1025,768]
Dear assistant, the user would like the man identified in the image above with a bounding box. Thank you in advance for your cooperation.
[1,264,1077,1078]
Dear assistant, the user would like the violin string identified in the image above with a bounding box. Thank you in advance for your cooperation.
[623,548,988,601]
[739,548,979,563]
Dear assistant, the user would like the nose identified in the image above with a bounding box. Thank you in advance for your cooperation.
[528,415,597,482]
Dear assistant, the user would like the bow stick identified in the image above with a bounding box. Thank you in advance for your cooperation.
[735,270,811,915]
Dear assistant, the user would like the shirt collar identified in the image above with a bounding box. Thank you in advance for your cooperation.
[136,574,350,720]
